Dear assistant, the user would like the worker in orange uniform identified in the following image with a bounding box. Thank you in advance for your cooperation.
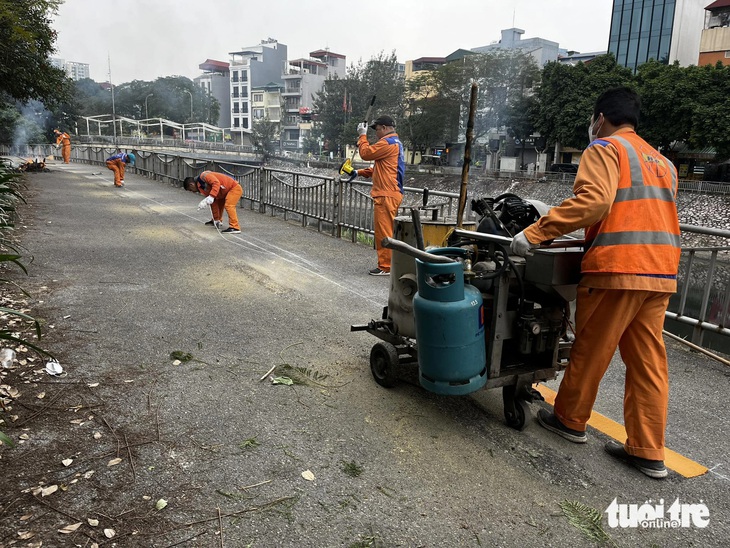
[54,129,72,164]
[511,87,680,479]
[105,151,135,187]
[184,171,243,234]
[348,115,404,276]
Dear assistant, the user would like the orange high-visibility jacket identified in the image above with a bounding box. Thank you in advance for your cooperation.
[581,132,680,278]
[524,129,680,289]
[357,132,405,198]
[56,132,71,146]
[197,171,240,200]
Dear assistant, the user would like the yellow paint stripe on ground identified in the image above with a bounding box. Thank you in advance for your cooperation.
[534,384,708,478]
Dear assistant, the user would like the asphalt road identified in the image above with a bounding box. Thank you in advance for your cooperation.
[5,159,729,547]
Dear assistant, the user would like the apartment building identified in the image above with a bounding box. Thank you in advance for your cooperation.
[251,82,283,124]
[280,49,346,151]
[194,59,231,128]
[472,28,560,66]
[228,39,288,139]
[51,58,90,81]
[699,0,730,66]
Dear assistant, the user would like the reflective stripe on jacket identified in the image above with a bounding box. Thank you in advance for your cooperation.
[197,171,240,199]
[581,133,680,278]
[357,133,405,198]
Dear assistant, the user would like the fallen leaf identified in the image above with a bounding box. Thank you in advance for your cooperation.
[88,518,99,526]
[18,531,35,539]
[155,499,168,510]
[107,457,122,467]
[70,419,85,425]
[93,432,102,439]
[301,470,315,481]
[104,528,116,538]
[18,433,29,440]
[272,376,294,385]
[83,470,95,479]
[172,360,181,366]
[62,458,73,466]
[20,514,33,521]
[41,485,59,496]
[58,522,82,534]
[88,382,99,388]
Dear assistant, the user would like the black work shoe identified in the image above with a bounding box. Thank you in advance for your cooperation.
[368,267,390,276]
[537,409,587,443]
[604,440,668,479]
[221,227,241,234]
[204,219,215,226]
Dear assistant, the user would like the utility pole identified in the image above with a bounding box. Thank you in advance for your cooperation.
[184,90,193,120]
[145,93,154,119]
[108,54,117,146]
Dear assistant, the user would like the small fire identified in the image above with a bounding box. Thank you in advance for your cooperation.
[18,158,48,172]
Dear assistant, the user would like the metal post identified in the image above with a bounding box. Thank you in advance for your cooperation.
[184,90,193,120]
[145,93,153,119]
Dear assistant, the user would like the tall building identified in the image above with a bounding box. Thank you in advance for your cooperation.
[699,0,730,65]
[194,59,231,128]
[228,39,288,134]
[51,58,90,81]
[280,49,346,151]
[608,0,707,72]
[472,28,560,66]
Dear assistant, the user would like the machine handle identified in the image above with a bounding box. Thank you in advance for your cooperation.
[381,237,456,263]
[451,229,585,249]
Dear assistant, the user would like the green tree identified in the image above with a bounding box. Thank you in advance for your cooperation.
[399,71,459,163]
[250,116,279,161]
[0,0,71,108]
[686,62,730,161]
[634,60,693,151]
[432,50,541,142]
[534,55,633,151]
[313,51,405,158]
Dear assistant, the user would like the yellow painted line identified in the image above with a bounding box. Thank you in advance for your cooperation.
[535,384,708,478]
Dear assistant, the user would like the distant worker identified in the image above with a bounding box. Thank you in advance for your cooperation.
[184,171,243,234]
[344,115,404,276]
[105,151,136,187]
[54,129,71,164]
[511,87,680,479]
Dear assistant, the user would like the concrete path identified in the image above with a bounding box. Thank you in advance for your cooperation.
[4,159,728,547]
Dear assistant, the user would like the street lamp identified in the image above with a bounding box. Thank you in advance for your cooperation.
[183,89,193,120]
[145,93,153,119]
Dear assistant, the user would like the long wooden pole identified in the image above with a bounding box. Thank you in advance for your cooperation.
[457,82,478,227]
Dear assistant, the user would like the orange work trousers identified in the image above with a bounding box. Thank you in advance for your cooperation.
[61,144,71,164]
[211,184,243,230]
[554,287,671,461]
[373,194,403,271]
[106,159,126,186]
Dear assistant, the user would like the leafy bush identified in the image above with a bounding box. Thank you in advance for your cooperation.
[0,159,46,449]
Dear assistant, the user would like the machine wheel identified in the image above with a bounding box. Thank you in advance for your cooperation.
[504,399,529,431]
[370,342,400,388]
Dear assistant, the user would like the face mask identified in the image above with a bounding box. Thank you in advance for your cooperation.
[588,115,603,142]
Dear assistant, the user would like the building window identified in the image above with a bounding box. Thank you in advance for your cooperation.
[725,51,730,58]
[253,108,264,119]
[233,118,239,128]
[253,93,264,102]
[243,119,249,129]
[232,72,239,83]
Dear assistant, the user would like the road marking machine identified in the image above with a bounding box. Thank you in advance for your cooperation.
[352,193,584,430]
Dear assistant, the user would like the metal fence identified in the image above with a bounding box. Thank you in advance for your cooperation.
[3,144,729,351]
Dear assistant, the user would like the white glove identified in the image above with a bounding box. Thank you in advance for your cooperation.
[204,195,214,205]
[357,122,368,136]
[510,231,538,257]
[197,198,208,210]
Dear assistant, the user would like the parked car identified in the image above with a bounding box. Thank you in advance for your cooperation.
[549,163,579,174]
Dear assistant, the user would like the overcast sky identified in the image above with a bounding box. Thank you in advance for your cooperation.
[52,0,614,84]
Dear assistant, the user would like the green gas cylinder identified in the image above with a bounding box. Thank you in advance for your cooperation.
[414,248,487,395]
